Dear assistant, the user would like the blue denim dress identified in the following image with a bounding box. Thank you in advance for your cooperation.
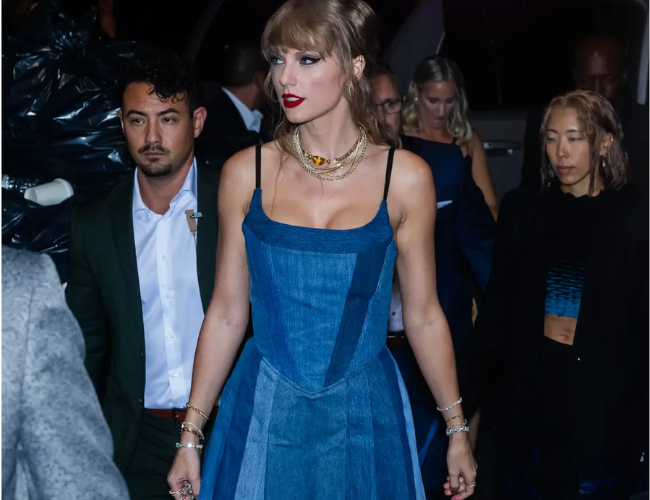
[200,148,425,499]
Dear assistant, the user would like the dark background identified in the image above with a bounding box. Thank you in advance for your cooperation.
[16,0,650,109]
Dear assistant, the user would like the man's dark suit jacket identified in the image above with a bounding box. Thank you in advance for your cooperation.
[196,89,270,169]
[65,161,219,472]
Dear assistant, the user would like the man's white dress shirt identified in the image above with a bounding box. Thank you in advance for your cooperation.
[222,87,264,133]
[133,159,205,409]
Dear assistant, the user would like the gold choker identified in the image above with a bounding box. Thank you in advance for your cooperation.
[292,127,368,181]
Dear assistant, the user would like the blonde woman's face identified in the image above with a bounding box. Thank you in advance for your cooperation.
[269,48,354,124]
[417,80,457,129]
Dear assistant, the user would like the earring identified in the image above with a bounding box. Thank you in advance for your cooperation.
[359,55,365,62]
[414,96,419,102]
[547,164,555,187]
[600,155,607,170]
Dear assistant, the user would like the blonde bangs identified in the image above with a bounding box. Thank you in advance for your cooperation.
[260,0,396,157]
[261,2,345,61]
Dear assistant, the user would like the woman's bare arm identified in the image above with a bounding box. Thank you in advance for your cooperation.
[390,150,476,499]
[185,148,257,424]
[391,150,460,419]
[469,132,498,220]
[168,147,257,497]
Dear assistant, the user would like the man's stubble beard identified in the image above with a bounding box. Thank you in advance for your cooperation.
[138,158,174,178]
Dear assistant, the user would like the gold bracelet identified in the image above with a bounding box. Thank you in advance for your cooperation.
[445,414,465,423]
[446,418,468,429]
[181,421,205,439]
[186,402,210,420]
[180,426,203,441]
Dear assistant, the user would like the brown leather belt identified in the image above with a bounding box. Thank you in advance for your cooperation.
[144,406,219,423]
[386,330,408,349]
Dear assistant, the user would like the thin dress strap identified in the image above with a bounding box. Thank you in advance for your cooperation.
[255,144,262,189]
[451,136,457,145]
[383,147,395,201]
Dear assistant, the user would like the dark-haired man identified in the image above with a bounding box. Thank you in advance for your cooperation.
[369,62,403,143]
[66,50,219,499]
[196,40,270,165]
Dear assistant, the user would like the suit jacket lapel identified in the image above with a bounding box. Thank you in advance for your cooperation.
[108,175,146,349]
[196,160,220,312]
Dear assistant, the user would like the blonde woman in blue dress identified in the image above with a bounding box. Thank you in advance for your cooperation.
[167,1,476,498]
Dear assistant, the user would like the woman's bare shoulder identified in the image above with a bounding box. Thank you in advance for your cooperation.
[391,149,434,188]
[468,130,484,153]
[220,141,282,188]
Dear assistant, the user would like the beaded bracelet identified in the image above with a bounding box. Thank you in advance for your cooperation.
[186,402,210,420]
[176,442,204,450]
[445,425,470,437]
[181,421,205,441]
[436,397,462,412]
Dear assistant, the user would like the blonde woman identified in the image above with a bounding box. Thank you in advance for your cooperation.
[402,56,498,219]
[167,0,476,499]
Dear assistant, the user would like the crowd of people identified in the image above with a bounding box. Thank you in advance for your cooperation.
[2,0,647,499]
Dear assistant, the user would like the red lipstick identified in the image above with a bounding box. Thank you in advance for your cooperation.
[282,93,306,108]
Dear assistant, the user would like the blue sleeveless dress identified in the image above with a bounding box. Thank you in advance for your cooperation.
[200,148,425,500]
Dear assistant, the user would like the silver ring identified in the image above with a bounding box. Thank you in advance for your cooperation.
[169,488,183,496]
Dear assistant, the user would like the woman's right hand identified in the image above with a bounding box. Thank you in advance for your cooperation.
[168,448,202,500]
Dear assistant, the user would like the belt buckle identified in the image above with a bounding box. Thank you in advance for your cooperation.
[172,409,184,424]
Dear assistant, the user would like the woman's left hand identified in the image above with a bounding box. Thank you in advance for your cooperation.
[443,433,477,499]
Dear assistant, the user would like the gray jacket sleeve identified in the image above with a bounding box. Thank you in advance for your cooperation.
[4,251,129,500]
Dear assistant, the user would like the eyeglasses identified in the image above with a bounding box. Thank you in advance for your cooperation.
[374,98,403,115]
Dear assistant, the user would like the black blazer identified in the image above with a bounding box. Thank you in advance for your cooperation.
[459,185,648,463]
[65,160,219,471]
[196,89,268,168]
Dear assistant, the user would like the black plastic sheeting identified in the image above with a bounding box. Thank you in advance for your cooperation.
[2,0,147,282]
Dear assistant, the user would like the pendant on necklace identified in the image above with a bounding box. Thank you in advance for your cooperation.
[312,156,327,166]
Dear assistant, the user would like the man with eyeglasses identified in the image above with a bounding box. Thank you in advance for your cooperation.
[369,63,403,142]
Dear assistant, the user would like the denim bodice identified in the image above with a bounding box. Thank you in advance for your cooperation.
[242,189,397,393]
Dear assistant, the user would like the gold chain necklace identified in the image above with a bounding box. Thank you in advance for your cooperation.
[292,127,368,181]
[299,132,361,167]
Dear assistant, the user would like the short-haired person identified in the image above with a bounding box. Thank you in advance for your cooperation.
[196,40,270,166]
[66,50,222,499]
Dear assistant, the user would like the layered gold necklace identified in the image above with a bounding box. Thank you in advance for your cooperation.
[292,126,368,181]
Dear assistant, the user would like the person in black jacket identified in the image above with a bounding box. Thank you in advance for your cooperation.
[196,41,270,169]
[460,90,648,500]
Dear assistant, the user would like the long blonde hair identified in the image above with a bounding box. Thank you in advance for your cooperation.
[402,55,473,145]
[260,0,397,156]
